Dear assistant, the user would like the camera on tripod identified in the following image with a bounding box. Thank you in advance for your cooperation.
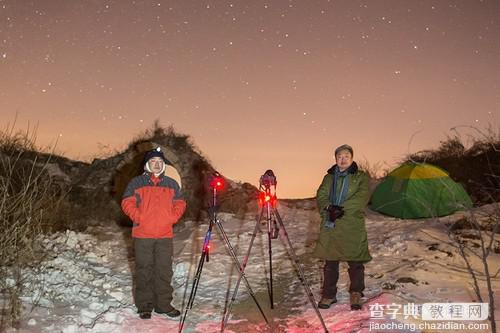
[259,169,277,189]
[180,169,272,333]
[221,170,329,332]
[258,170,279,239]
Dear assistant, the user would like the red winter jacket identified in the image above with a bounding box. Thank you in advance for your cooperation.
[121,172,186,238]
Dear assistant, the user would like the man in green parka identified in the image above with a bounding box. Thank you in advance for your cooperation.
[314,144,371,310]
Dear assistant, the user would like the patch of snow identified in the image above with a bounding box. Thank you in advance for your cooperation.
[5,203,497,332]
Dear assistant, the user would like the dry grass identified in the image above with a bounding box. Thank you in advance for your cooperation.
[127,120,201,155]
[0,123,66,329]
[445,204,499,333]
[356,158,390,180]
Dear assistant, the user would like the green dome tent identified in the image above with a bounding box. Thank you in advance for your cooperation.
[371,162,472,218]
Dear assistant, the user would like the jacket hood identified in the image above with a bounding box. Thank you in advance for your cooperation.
[144,162,166,177]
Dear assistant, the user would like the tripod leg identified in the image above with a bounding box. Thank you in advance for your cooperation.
[220,209,270,332]
[273,208,330,333]
[179,226,212,333]
[179,248,206,332]
[215,214,270,332]
[267,214,274,309]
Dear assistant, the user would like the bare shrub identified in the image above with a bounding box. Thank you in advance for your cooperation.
[0,124,65,329]
[406,127,500,204]
[446,205,499,333]
[432,127,499,333]
[404,127,498,332]
[356,158,389,180]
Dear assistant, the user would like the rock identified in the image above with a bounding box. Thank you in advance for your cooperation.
[92,278,104,286]
[89,302,104,311]
[85,252,97,258]
[92,266,110,274]
[173,262,188,288]
[382,282,396,290]
[65,231,79,248]
[79,308,97,325]
[109,291,124,301]
[369,272,384,279]
[104,311,120,323]
[62,324,79,333]
[396,277,419,284]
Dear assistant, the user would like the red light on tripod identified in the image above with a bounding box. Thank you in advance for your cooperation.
[258,192,265,204]
[204,243,212,253]
[259,192,277,206]
[210,177,224,190]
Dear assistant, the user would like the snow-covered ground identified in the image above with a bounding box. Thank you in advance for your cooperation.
[3,201,498,333]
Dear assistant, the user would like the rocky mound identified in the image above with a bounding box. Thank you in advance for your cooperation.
[1,125,259,230]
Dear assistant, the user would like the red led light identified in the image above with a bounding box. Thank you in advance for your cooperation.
[259,192,277,206]
[210,176,224,190]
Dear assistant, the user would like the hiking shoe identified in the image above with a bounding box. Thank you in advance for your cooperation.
[139,311,152,319]
[155,307,181,318]
[350,292,362,310]
[318,296,337,309]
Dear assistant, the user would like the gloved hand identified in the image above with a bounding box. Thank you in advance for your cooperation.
[325,204,344,221]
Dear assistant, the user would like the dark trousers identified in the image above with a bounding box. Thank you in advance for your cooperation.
[134,238,174,312]
[322,260,365,298]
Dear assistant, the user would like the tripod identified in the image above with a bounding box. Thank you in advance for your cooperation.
[221,170,329,333]
[179,173,270,333]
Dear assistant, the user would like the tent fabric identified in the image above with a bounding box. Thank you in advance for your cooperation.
[371,163,472,218]
[390,163,448,179]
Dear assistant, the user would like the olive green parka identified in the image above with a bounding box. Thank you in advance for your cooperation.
[313,163,372,262]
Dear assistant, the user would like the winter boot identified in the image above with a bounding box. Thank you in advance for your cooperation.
[139,311,152,319]
[350,292,362,310]
[318,296,337,309]
[155,307,181,318]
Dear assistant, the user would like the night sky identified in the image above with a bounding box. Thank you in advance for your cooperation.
[1,0,499,198]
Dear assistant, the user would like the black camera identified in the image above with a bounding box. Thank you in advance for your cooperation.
[325,204,344,221]
[260,169,277,189]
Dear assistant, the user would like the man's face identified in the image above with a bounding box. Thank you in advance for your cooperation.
[335,150,353,171]
[148,157,164,174]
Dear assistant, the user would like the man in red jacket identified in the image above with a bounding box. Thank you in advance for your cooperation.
[121,147,187,319]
